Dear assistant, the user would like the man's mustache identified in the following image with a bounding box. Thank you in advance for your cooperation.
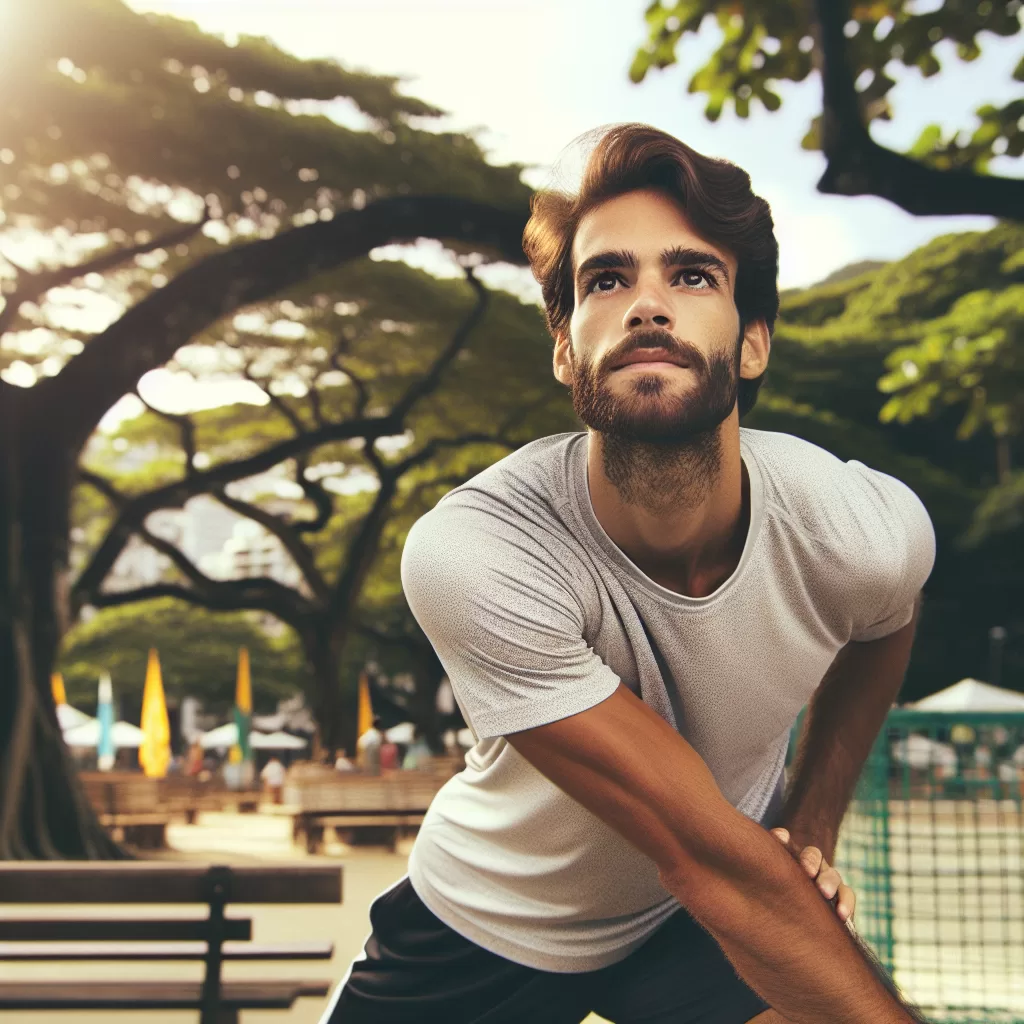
[596,328,709,377]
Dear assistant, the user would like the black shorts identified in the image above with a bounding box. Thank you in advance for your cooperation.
[321,876,770,1024]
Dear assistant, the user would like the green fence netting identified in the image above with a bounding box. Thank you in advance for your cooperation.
[788,710,1024,1024]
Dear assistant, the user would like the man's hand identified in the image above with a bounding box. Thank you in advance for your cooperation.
[770,827,856,925]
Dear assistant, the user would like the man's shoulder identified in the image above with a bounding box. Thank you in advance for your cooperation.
[742,427,930,556]
[406,432,583,545]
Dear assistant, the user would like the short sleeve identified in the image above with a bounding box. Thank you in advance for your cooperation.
[848,464,936,642]
[400,502,620,741]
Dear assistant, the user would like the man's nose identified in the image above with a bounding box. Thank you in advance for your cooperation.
[622,281,674,333]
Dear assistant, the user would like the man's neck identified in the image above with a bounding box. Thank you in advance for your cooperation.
[586,419,749,598]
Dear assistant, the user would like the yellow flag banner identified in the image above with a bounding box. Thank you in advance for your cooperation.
[232,646,252,764]
[51,672,67,706]
[138,648,171,778]
[357,672,374,738]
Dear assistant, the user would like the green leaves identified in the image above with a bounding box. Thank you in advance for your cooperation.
[879,285,1024,444]
[629,0,1022,181]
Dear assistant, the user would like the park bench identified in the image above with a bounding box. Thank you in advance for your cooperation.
[0,861,342,1023]
[79,774,262,849]
[288,766,452,853]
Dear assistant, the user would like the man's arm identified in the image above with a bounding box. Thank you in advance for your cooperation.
[507,683,920,1024]
[781,596,922,861]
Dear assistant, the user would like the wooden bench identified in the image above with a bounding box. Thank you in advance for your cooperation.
[0,862,342,1023]
[287,770,451,853]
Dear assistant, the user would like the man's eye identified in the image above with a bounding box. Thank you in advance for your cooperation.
[588,273,620,293]
[678,270,713,289]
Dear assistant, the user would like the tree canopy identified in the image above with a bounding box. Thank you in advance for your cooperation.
[58,599,308,719]
[631,0,1024,219]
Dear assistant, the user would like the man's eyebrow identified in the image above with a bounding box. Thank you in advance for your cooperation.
[575,249,638,284]
[661,246,730,283]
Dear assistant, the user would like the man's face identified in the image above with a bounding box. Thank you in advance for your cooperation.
[554,188,753,443]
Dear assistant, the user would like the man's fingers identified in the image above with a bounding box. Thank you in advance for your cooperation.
[798,845,823,878]
[815,863,843,900]
[836,883,856,922]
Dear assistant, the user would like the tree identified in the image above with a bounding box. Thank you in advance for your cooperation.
[58,599,309,721]
[73,258,572,754]
[1,0,533,857]
[754,223,1024,696]
[631,0,1024,220]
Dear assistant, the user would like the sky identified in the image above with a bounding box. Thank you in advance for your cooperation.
[126,0,1022,290]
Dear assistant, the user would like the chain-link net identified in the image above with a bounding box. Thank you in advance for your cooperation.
[789,710,1024,1024]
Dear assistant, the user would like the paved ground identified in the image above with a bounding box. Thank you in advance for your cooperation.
[0,810,609,1024]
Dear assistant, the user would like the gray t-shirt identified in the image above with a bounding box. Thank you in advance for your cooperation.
[401,429,935,972]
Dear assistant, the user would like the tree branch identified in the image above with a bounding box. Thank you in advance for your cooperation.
[813,0,1024,219]
[242,362,308,435]
[212,486,330,602]
[39,195,530,452]
[89,580,307,628]
[388,267,489,423]
[71,410,403,609]
[135,388,198,473]
[294,457,334,535]
[0,205,211,336]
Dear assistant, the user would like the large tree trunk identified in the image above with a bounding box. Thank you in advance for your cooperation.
[0,389,123,859]
[302,623,358,758]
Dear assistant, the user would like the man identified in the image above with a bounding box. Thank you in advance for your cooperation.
[322,124,935,1024]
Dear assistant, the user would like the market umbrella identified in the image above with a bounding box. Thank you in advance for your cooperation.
[97,672,116,771]
[231,646,252,766]
[138,648,170,778]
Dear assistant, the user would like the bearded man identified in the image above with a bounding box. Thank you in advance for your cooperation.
[322,124,935,1024]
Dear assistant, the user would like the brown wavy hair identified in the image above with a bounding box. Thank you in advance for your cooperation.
[523,124,779,417]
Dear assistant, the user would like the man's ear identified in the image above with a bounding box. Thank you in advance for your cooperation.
[552,331,573,387]
[739,319,770,380]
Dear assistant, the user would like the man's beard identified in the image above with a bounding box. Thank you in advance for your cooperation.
[569,326,741,512]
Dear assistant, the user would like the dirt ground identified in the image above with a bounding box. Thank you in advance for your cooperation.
[0,810,609,1024]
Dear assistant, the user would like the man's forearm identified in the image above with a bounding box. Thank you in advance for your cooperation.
[782,599,922,857]
[663,818,921,1024]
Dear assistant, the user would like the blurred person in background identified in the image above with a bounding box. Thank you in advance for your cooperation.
[356,717,383,775]
[260,755,286,804]
[334,748,355,772]
[402,727,433,771]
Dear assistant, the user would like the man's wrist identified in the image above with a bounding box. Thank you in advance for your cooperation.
[780,817,837,860]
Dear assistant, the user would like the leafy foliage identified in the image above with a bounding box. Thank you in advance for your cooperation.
[631,0,1022,167]
[58,598,308,719]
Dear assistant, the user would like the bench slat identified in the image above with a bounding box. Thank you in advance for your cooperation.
[0,980,329,1010]
[0,918,252,942]
[0,940,333,961]
[0,863,341,904]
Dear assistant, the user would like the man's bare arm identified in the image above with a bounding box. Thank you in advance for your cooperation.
[507,683,918,1024]
[782,597,922,859]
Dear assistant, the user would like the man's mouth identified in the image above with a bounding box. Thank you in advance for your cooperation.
[611,348,690,371]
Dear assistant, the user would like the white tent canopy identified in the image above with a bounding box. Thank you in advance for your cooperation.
[200,722,307,750]
[199,722,242,749]
[57,704,94,731]
[251,730,307,750]
[911,678,1024,712]
[63,718,146,748]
